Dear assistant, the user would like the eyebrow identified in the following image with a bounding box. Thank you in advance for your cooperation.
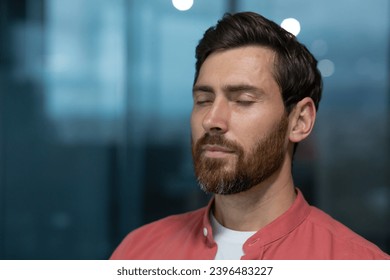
[223,84,264,96]
[192,85,213,95]
[192,84,265,97]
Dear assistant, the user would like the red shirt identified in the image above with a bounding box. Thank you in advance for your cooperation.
[110,189,390,260]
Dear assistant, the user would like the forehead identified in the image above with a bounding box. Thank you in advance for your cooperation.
[196,46,278,89]
[194,46,280,95]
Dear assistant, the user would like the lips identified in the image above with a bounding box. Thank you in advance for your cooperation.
[202,144,235,154]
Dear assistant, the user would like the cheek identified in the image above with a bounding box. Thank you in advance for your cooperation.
[231,116,275,152]
[230,115,262,145]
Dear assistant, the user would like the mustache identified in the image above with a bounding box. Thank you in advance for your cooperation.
[194,134,242,152]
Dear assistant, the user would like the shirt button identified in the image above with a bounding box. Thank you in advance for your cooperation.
[203,227,208,237]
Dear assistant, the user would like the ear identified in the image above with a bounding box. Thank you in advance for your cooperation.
[288,97,316,143]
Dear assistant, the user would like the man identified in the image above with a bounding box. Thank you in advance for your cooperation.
[110,12,390,260]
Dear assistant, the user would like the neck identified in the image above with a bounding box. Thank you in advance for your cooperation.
[213,158,296,231]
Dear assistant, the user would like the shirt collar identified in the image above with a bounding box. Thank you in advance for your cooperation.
[244,188,311,247]
[202,188,311,248]
[202,198,216,246]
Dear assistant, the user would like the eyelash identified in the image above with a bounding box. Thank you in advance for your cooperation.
[195,100,254,106]
[236,100,254,106]
[195,100,212,105]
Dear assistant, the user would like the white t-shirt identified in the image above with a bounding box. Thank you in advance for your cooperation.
[210,213,256,260]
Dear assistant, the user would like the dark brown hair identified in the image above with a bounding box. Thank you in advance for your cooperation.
[194,12,322,113]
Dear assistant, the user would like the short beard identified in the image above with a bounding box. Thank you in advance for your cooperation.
[192,114,289,195]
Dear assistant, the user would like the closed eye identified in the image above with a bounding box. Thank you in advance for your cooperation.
[195,99,213,105]
[193,90,214,106]
[235,100,255,106]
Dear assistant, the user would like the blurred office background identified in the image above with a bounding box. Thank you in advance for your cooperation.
[0,0,389,259]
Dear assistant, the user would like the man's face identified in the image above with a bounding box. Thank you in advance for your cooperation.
[191,46,289,195]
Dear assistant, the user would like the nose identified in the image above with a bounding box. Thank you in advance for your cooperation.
[202,98,229,134]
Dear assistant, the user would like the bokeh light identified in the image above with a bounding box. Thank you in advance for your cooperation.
[281,18,301,36]
[172,0,194,11]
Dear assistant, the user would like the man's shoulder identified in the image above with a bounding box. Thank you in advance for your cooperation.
[110,206,208,259]
[132,206,206,235]
[305,206,390,259]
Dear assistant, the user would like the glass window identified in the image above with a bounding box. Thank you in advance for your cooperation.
[1,0,388,259]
